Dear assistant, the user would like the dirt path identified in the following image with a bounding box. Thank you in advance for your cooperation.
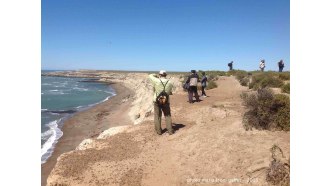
[47,76,289,186]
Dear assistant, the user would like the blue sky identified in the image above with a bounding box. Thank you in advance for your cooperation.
[42,0,290,71]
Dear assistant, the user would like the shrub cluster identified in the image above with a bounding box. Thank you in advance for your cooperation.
[281,83,290,94]
[278,72,290,81]
[206,80,217,90]
[226,70,250,87]
[248,73,284,90]
[266,145,290,185]
[241,88,290,131]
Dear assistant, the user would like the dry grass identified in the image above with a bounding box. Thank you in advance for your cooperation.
[266,145,290,185]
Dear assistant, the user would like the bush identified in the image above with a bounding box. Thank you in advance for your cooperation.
[281,83,290,94]
[272,94,290,131]
[279,72,290,81]
[249,73,284,90]
[266,145,290,185]
[225,70,250,87]
[242,88,290,131]
[206,80,217,90]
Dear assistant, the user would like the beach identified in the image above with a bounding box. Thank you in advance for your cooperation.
[41,81,134,186]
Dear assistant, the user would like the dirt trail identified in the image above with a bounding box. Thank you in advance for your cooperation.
[47,76,289,186]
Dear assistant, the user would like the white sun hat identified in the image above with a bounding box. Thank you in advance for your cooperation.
[159,70,166,75]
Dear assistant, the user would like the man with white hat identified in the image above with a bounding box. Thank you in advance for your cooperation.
[148,70,174,135]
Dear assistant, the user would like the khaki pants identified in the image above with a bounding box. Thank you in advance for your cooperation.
[154,102,173,135]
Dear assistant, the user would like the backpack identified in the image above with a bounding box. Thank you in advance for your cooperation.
[156,79,169,105]
[183,82,190,90]
[189,77,198,86]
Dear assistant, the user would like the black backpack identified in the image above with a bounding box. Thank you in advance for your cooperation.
[156,79,169,106]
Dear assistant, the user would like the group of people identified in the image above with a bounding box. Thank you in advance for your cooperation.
[259,59,285,72]
[148,59,286,135]
[184,70,208,103]
[148,70,208,135]
[228,60,285,72]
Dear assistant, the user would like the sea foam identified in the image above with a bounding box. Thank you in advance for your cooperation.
[41,120,63,164]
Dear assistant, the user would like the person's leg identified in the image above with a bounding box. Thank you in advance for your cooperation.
[162,104,173,134]
[154,103,162,134]
[188,88,193,103]
[201,86,206,96]
[193,87,200,101]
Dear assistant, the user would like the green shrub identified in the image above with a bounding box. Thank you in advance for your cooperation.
[281,83,290,94]
[249,73,284,90]
[206,80,217,90]
[225,70,250,86]
[242,88,290,131]
[278,72,290,81]
[272,94,290,131]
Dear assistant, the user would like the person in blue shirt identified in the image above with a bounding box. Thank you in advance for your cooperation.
[201,72,208,97]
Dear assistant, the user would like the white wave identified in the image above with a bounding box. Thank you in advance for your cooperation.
[41,93,44,95]
[50,90,59,92]
[42,83,51,86]
[41,120,63,164]
[73,87,89,91]
[41,109,48,111]
[41,129,53,140]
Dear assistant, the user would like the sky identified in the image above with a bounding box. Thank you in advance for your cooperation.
[42,0,290,72]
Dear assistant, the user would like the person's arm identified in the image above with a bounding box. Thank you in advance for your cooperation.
[185,75,191,84]
[148,74,159,86]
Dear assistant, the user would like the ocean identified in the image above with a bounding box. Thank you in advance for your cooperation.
[41,71,116,164]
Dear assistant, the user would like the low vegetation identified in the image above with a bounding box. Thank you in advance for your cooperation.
[281,83,290,94]
[241,88,290,131]
[266,145,290,185]
[206,80,217,90]
[248,72,284,90]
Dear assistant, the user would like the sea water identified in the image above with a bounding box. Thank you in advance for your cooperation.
[41,72,116,164]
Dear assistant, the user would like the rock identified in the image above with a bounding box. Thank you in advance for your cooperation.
[76,139,94,150]
[135,114,141,119]
[97,126,128,139]
[145,111,152,117]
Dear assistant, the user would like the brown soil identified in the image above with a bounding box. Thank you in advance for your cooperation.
[46,75,289,186]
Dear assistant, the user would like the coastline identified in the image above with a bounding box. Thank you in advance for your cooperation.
[41,82,134,186]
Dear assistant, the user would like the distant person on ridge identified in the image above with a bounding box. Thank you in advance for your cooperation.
[185,70,201,103]
[278,60,285,72]
[148,70,174,135]
[201,72,208,97]
[259,59,266,72]
[228,61,233,71]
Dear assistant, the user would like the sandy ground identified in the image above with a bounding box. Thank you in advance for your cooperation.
[44,72,290,186]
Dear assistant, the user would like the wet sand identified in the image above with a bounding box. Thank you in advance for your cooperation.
[41,82,133,186]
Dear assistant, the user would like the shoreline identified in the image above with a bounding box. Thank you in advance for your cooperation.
[41,82,134,186]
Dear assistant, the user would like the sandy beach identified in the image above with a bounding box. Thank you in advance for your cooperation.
[41,82,134,186]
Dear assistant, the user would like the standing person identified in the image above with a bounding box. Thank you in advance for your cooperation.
[148,70,174,135]
[259,59,266,72]
[278,60,285,72]
[201,72,208,97]
[228,61,233,71]
[186,70,200,103]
